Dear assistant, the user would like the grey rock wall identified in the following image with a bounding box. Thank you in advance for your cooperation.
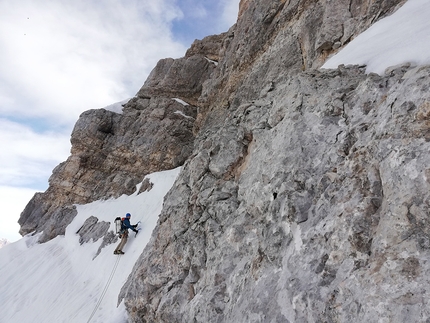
[16,0,430,321]
[118,1,430,321]
[18,40,217,241]
[198,0,406,125]
[122,63,430,322]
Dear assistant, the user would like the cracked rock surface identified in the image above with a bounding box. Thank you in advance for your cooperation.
[121,63,430,322]
[17,0,430,321]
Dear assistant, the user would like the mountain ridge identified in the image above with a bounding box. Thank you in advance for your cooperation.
[14,0,430,322]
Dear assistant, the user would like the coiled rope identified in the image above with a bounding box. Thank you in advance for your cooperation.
[86,254,122,323]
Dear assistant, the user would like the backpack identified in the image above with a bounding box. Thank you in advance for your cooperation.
[114,217,123,234]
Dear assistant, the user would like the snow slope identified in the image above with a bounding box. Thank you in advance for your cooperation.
[0,238,8,249]
[0,167,181,323]
[322,0,430,74]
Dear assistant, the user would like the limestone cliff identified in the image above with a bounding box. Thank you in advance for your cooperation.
[18,36,220,243]
[123,62,430,322]
[19,0,430,322]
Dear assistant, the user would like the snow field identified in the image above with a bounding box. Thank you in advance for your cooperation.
[322,0,430,75]
[0,167,181,323]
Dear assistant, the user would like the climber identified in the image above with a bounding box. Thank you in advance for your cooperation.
[113,213,138,255]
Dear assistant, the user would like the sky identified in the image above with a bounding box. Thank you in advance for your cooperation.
[0,0,240,242]
[0,167,181,322]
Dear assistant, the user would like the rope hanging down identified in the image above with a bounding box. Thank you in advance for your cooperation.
[86,254,122,323]
[87,210,148,322]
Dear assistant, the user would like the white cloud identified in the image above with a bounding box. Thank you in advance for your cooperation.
[0,0,187,127]
[0,119,70,242]
[187,3,208,19]
[0,119,71,188]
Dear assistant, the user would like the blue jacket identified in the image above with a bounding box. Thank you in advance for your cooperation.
[121,218,136,232]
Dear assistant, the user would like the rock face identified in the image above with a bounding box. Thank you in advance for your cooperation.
[121,62,430,322]
[198,0,406,125]
[19,0,430,322]
[18,43,214,242]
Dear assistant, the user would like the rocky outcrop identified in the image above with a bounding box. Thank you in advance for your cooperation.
[197,0,407,128]
[122,62,430,322]
[18,39,218,242]
[18,0,406,244]
[118,0,430,321]
[76,216,116,258]
[185,33,227,62]
[76,216,110,245]
[18,0,430,321]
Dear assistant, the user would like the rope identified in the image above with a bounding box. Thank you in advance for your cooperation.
[86,197,152,322]
[86,254,122,323]
[86,211,148,321]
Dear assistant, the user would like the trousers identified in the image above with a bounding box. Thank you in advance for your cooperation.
[114,231,128,252]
